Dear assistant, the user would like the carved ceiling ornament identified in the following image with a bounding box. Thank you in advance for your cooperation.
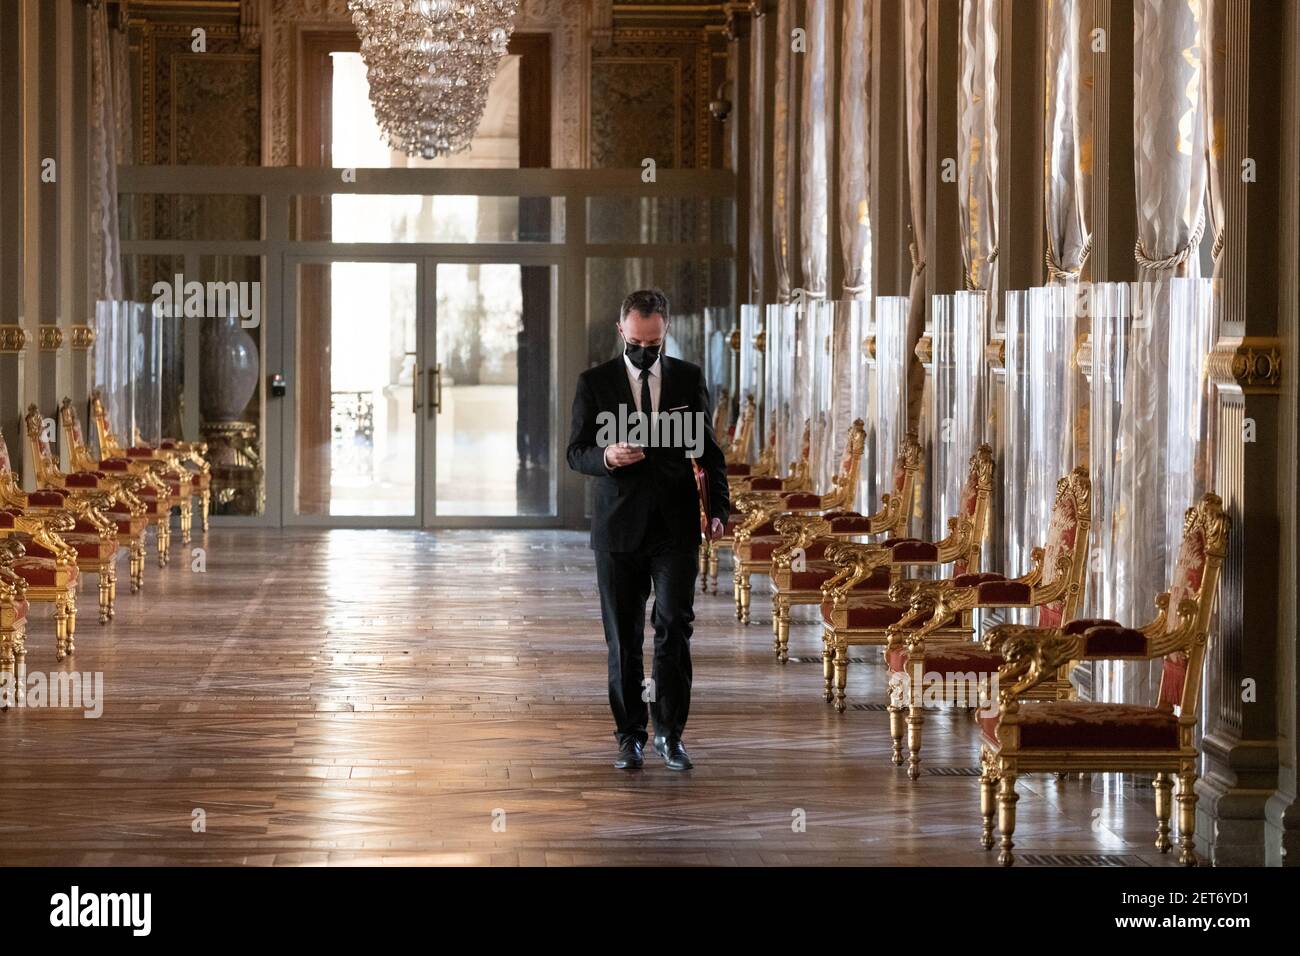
[265,0,588,168]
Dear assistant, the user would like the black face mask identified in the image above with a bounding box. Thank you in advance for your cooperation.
[624,341,661,370]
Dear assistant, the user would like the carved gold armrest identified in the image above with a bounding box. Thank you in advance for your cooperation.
[1138,592,1171,638]
[1014,547,1046,587]
[771,514,830,567]
[983,623,1083,701]
[8,513,78,565]
[933,515,976,564]
[823,542,891,598]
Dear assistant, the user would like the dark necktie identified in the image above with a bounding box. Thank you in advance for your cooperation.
[639,368,653,421]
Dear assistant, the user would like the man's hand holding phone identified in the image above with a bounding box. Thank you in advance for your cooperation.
[604,442,647,469]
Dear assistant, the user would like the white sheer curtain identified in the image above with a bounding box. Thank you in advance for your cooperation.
[839,0,872,299]
[957,0,999,294]
[800,0,831,299]
[903,0,927,428]
[748,12,768,301]
[89,3,130,303]
[1044,0,1093,281]
[772,0,797,301]
[1108,0,1208,702]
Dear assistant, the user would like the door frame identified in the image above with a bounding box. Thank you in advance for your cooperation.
[278,249,567,529]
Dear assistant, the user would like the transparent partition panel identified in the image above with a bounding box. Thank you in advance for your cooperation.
[929,295,959,538]
[295,261,418,518]
[739,304,765,458]
[434,263,556,517]
[847,298,877,511]
[702,306,733,434]
[1003,290,1031,578]
[763,304,788,468]
[873,296,909,517]
[1085,281,1132,699]
[92,300,133,460]
[809,299,837,490]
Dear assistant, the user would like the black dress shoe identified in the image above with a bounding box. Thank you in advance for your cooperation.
[653,735,694,771]
[614,739,644,770]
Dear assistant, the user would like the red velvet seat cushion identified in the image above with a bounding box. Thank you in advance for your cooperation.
[64,472,103,488]
[25,489,69,507]
[886,538,940,562]
[726,463,752,476]
[12,557,78,587]
[827,514,876,533]
[820,597,908,628]
[96,458,132,472]
[888,641,1000,673]
[793,566,889,593]
[127,446,157,456]
[951,572,1006,587]
[781,493,822,509]
[1064,617,1119,634]
[64,534,118,562]
[1081,623,1148,656]
[748,477,783,491]
[980,701,1180,749]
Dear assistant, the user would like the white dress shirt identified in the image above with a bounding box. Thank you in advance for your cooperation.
[604,353,662,471]
[622,352,662,414]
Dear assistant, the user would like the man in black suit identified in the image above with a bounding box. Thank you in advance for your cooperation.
[566,289,729,771]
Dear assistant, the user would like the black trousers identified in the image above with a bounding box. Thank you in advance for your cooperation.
[593,520,699,746]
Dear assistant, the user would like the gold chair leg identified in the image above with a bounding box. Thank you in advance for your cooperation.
[733,567,743,621]
[698,539,709,593]
[887,704,905,764]
[200,488,211,532]
[1177,769,1199,866]
[65,594,77,656]
[1153,772,1174,853]
[774,597,790,663]
[833,643,849,713]
[906,702,924,781]
[0,634,13,709]
[156,519,170,568]
[738,573,752,625]
[54,599,68,661]
[108,565,117,619]
[707,545,719,593]
[980,762,998,849]
[131,538,145,593]
[821,629,834,702]
[181,498,193,545]
[98,571,111,624]
[997,773,1019,866]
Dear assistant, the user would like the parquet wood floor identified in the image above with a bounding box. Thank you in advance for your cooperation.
[0,529,1183,866]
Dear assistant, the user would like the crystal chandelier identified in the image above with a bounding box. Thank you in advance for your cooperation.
[348,0,520,160]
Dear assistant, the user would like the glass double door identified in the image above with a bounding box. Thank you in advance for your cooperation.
[286,256,557,525]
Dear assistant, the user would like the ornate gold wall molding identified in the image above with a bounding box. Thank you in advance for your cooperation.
[0,326,28,353]
[1208,336,1282,392]
[70,326,97,350]
[38,326,64,352]
[265,0,589,168]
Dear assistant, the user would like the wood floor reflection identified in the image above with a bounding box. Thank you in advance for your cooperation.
[0,529,1181,866]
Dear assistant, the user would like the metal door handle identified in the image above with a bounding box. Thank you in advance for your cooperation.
[428,364,443,415]
[413,367,423,412]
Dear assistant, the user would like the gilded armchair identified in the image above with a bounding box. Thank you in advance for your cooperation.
[57,399,175,567]
[766,432,922,663]
[0,431,120,624]
[977,493,1229,867]
[0,510,79,660]
[92,388,211,535]
[819,444,996,713]
[883,467,1092,779]
[26,404,151,592]
[732,419,866,625]
[707,417,812,595]
[0,547,28,703]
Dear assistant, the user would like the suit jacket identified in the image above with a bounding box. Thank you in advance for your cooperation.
[567,355,730,552]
